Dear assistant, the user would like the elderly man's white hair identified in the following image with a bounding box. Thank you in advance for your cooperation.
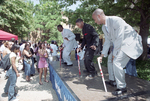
[93,9,105,16]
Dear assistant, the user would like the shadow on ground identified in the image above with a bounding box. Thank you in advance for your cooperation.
[50,60,150,101]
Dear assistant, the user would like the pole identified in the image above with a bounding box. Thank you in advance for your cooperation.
[77,52,81,75]
[60,49,62,67]
[97,58,107,92]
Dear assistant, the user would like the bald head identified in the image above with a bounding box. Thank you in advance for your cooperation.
[92,8,106,25]
[92,9,105,16]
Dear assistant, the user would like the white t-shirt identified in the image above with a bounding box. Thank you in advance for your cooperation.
[6,48,11,54]
[50,44,58,56]
[0,44,6,53]
[9,52,17,69]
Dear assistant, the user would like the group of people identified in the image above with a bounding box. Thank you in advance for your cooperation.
[56,8,143,96]
[0,8,143,100]
[0,39,60,101]
[20,40,60,85]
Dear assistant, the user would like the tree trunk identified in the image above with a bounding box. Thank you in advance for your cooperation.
[138,15,149,60]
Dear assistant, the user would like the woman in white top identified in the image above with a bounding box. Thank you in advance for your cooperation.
[3,41,13,94]
[8,44,20,101]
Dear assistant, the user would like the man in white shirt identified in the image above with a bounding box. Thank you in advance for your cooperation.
[57,25,77,66]
[92,8,143,95]
[50,41,58,61]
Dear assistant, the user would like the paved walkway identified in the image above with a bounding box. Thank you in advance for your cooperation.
[0,64,58,101]
[51,60,150,101]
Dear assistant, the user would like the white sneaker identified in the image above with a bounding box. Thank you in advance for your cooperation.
[15,94,20,97]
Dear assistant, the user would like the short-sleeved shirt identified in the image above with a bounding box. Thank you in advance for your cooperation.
[6,48,11,54]
[50,44,58,56]
[9,52,17,69]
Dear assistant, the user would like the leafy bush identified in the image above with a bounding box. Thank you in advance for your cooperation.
[136,59,150,81]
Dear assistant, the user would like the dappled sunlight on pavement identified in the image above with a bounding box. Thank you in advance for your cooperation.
[0,64,58,101]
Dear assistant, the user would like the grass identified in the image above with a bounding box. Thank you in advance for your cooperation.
[93,56,150,81]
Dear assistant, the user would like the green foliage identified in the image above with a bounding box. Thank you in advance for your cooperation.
[72,28,82,34]
[136,59,150,81]
[93,55,108,67]
[62,0,150,33]
[0,0,34,39]
[62,0,150,26]
[33,1,63,44]
[0,0,4,4]
[63,1,103,34]
[62,0,150,60]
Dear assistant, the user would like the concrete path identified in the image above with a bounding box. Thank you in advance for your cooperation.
[51,60,150,101]
[0,64,58,101]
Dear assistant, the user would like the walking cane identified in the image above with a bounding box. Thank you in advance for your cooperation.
[97,57,107,92]
[77,52,81,75]
[60,49,62,67]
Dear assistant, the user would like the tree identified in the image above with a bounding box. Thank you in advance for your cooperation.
[0,0,4,4]
[100,0,150,60]
[33,1,63,44]
[0,0,34,39]
[62,0,150,60]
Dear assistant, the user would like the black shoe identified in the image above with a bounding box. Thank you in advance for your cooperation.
[89,71,97,76]
[87,72,97,78]
[62,62,67,64]
[66,64,73,66]
[30,74,34,76]
[112,88,127,96]
[105,80,116,87]
[83,70,89,73]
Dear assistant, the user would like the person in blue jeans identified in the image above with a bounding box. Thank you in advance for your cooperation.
[23,43,32,82]
[28,42,35,76]
[126,58,138,77]
[30,57,35,76]
[8,44,20,101]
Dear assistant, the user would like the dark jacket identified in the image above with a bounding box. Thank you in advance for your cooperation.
[81,23,100,51]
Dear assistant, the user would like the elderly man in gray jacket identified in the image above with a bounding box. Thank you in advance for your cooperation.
[92,8,143,95]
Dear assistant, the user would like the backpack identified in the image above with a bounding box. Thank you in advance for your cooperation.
[1,53,11,71]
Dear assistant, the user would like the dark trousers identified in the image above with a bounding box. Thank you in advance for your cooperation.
[84,48,96,73]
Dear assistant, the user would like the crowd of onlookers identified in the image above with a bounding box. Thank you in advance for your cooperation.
[0,39,60,101]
